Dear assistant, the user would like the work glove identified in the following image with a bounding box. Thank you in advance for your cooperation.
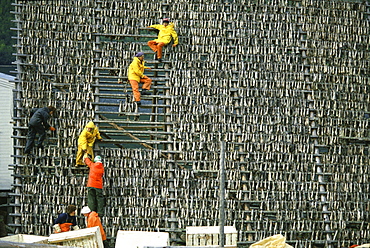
[52,224,61,233]
[72,225,80,231]
[49,127,56,131]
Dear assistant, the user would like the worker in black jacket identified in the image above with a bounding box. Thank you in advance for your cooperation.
[24,106,56,154]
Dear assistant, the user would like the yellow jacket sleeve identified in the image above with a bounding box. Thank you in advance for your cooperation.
[95,127,102,140]
[171,29,178,45]
[132,61,144,78]
[149,24,162,30]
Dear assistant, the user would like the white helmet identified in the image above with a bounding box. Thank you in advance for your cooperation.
[94,156,102,163]
[81,206,91,214]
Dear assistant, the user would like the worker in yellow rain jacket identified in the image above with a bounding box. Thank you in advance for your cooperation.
[75,121,102,166]
[147,18,178,62]
[126,52,152,105]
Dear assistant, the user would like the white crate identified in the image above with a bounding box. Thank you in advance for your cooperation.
[115,230,169,248]
[48,226,103,248]
[186,226,237,247]
[0,234,48,244]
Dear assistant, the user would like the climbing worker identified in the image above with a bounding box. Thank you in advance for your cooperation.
[24,106,56,154]
[147,18,178,62]
[75,121,102,166]
[125,52,152,106]
[84,154,104,216]
[81,206,106,242]
[53,205,79,233]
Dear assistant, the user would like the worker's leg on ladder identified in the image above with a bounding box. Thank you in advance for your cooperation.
[141,76,152,91]
[129,80,141,102]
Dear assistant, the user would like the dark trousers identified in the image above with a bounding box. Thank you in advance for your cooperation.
[87,187,104,216]
[24,124,46,153]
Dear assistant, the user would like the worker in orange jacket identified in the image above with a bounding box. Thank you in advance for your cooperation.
[76,121,102,166]
[147,18,178,62]
[126,52,152,105]
[81,206,106,241]
[84,155,104,216]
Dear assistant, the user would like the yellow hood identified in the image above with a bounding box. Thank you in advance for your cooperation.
[86,121,95,129]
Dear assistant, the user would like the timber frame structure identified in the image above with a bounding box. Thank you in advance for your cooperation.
[9,0,370,247]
